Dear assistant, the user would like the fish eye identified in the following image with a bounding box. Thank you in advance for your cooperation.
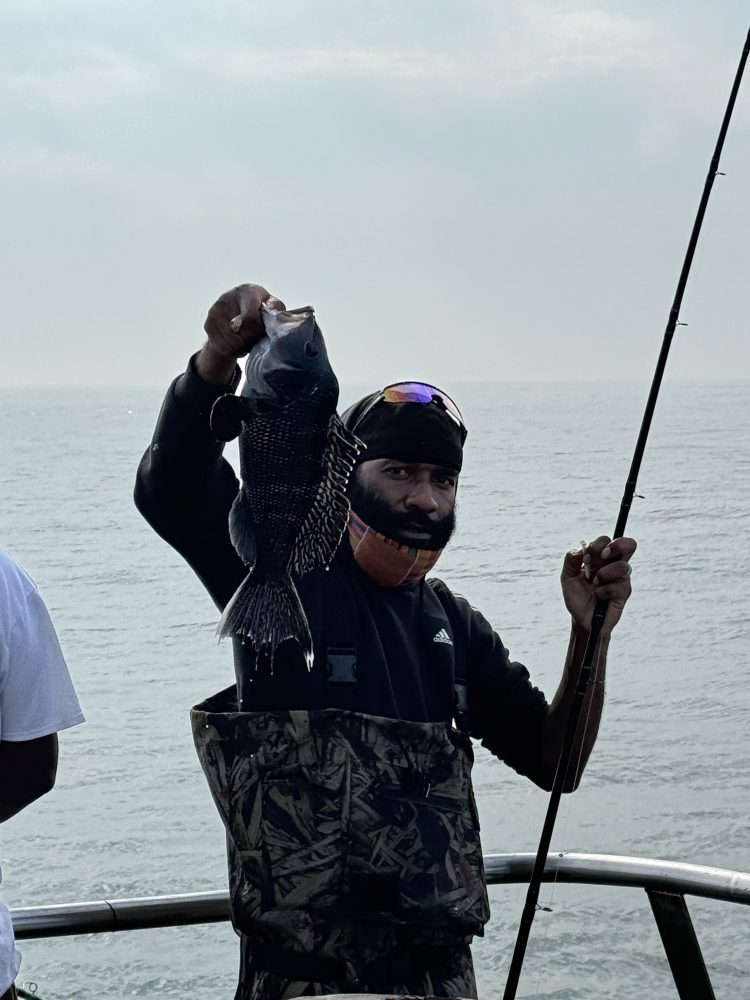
[304,341,319,358]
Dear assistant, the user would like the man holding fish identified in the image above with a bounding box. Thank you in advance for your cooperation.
[135,283,636,1000]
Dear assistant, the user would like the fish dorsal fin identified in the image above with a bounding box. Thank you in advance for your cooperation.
[291,414,364,575]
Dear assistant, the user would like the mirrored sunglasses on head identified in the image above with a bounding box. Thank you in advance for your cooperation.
[354,381,466,434]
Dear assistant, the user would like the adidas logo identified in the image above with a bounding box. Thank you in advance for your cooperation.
[433,628,453,645]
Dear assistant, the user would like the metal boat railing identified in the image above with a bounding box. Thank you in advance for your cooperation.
[11,852,750,999]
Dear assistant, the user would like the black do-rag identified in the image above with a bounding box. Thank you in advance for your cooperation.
[342,389,467,472]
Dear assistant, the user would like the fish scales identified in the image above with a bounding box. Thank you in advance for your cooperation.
[239,406,333,572]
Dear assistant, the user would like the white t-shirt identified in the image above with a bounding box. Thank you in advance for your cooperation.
[0,549,84,742]
[0,549,85,992]
[0,901,20,993]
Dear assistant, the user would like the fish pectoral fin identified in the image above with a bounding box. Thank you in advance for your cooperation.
[210,394,245,442]
[292,414,364,574]
[228,490,257,567]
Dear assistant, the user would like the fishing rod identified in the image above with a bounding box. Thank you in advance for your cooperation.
[503,26,750,999]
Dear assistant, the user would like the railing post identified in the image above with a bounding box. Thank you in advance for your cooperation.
[647,889,716,999]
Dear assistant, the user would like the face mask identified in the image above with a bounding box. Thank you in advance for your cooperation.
[347,476,456,552]
[347,510,445,587]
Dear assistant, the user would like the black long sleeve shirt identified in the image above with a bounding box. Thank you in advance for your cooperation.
[134,358,549,779]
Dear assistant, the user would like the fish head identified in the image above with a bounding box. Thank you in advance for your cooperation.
[242,304,338,410]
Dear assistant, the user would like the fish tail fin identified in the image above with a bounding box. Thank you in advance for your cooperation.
[218,572,313,669]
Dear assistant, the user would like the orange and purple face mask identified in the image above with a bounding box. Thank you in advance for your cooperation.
[347,510,444,587]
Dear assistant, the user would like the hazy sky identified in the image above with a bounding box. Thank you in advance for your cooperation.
[2,1,748,387]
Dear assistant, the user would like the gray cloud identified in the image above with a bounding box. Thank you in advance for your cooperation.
[0,46,148,110]
[1,0,748,387]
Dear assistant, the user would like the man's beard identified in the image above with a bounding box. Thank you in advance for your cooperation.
[348,480,456,551]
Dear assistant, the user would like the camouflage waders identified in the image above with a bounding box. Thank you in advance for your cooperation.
[236,931,476,999]
[192,688,489,998]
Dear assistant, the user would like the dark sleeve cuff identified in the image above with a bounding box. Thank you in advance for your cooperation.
[172,353,242,421]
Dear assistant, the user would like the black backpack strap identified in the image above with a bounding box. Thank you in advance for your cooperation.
[429,579,472,734]
[318,567,359,690]
[317,565,471,730]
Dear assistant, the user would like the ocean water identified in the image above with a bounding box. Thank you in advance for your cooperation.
[1,379,748,999]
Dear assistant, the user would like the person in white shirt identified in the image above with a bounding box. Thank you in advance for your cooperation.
[0,549,85,1000]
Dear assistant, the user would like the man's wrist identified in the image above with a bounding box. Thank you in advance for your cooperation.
[195,343,242,387]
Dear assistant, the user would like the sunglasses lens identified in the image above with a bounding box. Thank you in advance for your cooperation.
[381,383,464,426]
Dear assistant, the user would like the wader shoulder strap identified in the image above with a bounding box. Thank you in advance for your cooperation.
[319,566,471,732]
[428,579,472,734]
[318,567,360,692]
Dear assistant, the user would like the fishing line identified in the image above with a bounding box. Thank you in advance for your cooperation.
[502,25,750,1000]
[531,635,606,997]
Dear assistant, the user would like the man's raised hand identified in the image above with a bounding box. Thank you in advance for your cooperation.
[197,283,286,385]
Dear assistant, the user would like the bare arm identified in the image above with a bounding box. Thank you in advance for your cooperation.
[535,535,636,791]
[0,734,58,822]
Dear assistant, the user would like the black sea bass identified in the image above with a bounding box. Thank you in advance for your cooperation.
[209,304,361,667]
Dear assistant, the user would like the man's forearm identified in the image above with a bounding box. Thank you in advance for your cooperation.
[0,735,58,822]
[0,786,46,823]
[135,357,237,517]
[133,359,246,610]
[541,625,609,791]
[195,343,239,386]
